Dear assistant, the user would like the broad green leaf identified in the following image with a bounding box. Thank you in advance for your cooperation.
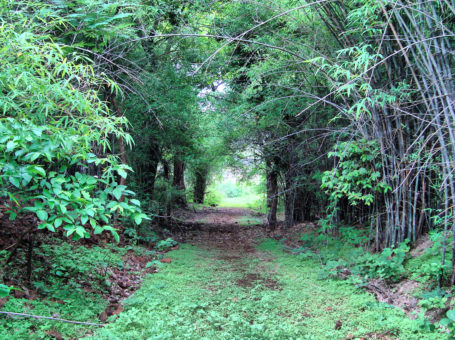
[76,226,86,238]
[54,218,63,228]
[447,310,455,321]
[81,215,88,225]
[117,168,127,179]
[111,230,120,243]
[0,284,12,298]
[94,226,104,235]
[130,199,141,206]
[134,213,142,225]
[112,186,124,200]
[6,140,17,152]
[32,166,46,177]
[9,176,20,188]
[36,210,48,221]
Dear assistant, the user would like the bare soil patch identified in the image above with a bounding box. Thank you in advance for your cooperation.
[173,207,285,293]
[365,278,420,317]
[236,272,281,290]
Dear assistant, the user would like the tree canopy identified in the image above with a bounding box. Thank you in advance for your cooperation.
[1,0,455,336]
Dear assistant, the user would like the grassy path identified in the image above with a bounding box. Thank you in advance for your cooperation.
[88,209,436,339]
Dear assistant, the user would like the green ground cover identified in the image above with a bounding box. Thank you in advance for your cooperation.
[87,240,436,340]
[0,241,151,339]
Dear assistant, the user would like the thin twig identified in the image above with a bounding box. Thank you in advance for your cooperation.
[0,311,105,327]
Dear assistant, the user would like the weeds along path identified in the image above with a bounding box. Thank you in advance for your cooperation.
[87,208,436,339]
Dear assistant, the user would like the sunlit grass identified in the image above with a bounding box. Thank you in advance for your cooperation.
[219,194,263,209]
[206,174,266,211]
[236,215,264,226]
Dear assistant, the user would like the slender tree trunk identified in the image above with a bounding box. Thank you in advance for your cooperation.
[147,160,159,200]
[266,161,278,229]
[173,158,186,206]
[160,159,172,224]
[284,175,296,229]
[194,167,208,204]
[293,188,307,224]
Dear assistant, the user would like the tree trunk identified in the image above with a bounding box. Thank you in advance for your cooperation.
[146,160,159,200]
[194,167,208,204]
[173,158,186,206]
[266,161,278,229]
[284,175,295,229]
[293,188,307,224]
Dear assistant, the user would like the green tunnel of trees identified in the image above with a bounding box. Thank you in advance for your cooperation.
[0,1,454,283]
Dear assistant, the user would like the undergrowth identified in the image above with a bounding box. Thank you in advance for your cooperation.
[87,240,437,339]
[0,239,156,339]
[294,227,455,337]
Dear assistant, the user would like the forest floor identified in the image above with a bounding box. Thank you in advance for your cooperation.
[87,207,437,340]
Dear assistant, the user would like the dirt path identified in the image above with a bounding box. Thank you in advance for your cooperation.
[87,207,436,340]
[184,207,280,290]
[182,207,268,252]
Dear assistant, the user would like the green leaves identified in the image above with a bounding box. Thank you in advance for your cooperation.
[112,185,126,200]
[447,310,455,321]
[322,139,386,207]
[36,210,49,221]
[8,176,21,188]
[117,168,128,179]
[0,17,146,243]
[0,284,13,298]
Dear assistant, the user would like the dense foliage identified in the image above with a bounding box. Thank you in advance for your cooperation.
[1,0,455,338]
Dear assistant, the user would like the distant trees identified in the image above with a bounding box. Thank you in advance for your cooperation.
[207,0,454,264]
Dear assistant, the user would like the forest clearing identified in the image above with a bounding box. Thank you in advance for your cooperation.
[0,0,454,339]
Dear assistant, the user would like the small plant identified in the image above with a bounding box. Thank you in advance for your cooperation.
[413,262,451,283]
[338,226,369,246]
[321,139,390,207]
[418,293,448,311]
[0,284,15,298]
[412,311,436,333]
[155,238,178,251]
[440,310,455,336]
[357,240,410,282]
[317,240,410,283]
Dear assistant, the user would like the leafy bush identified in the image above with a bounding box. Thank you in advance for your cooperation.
[321,139,391,207]
[440,310,455,337]
[33,243,124,291]
[0,284,13,298]
[153,177,186,212]
[318,240,410,283]
[338,226,370,246]
[408,231,452,283]
[418,289,449,311]
[156,238,178,251]
[204,190,222,206]
[0,16,148,241]
[357,241,410,282]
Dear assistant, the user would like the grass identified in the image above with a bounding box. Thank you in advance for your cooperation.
[0,241,151,340]
[218,195,262,209]
[205,177,267,212]
[237,215,264,226]
[0,290,106,339]
[86,240,437,339]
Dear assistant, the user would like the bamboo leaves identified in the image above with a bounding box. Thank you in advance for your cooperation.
[0,8,148,242]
